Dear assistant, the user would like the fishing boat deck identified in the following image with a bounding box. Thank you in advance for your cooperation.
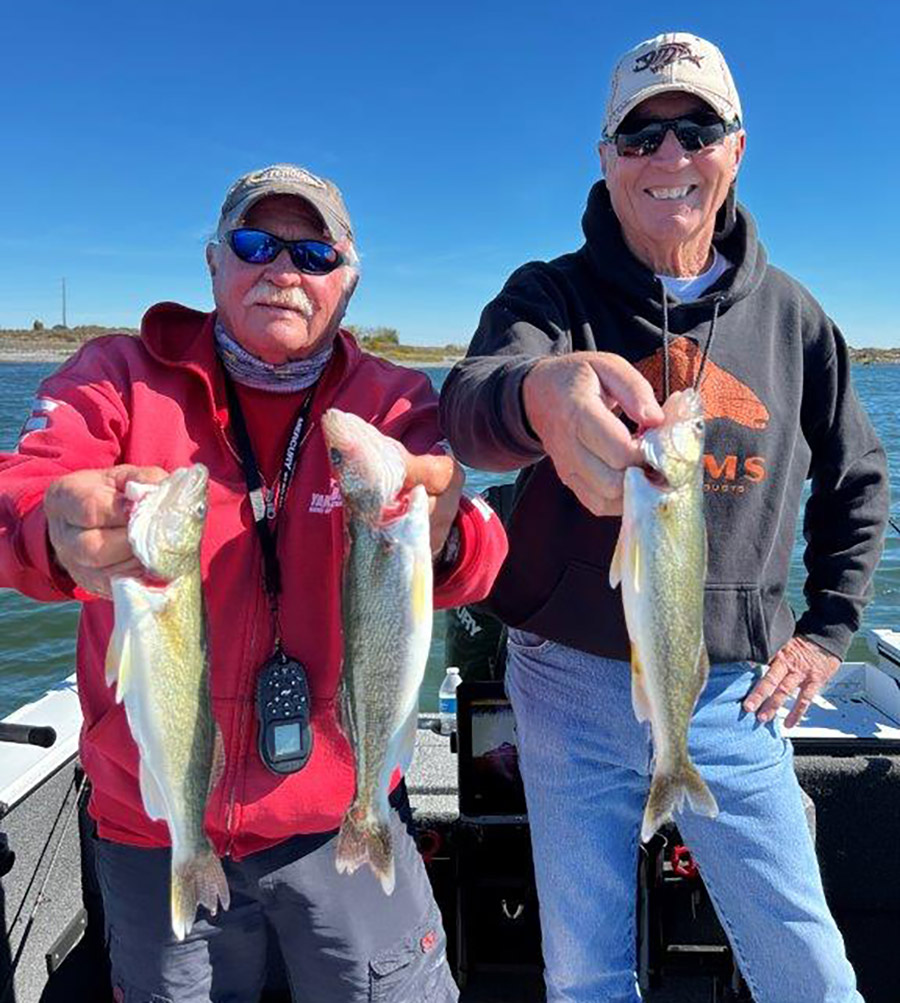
[4,631,900,1002]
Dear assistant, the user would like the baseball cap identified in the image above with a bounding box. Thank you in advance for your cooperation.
[216,164,353,244]
[603,32,743,138]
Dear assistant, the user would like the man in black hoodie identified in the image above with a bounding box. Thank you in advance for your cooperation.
[440,31,887,1003]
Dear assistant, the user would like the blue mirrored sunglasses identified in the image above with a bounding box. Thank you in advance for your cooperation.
[226,228,345,274]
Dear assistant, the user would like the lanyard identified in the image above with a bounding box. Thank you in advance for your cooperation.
[223,372,319,630]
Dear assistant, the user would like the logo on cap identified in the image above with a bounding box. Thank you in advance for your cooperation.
[634,42,703,75]
[244,165,327,190]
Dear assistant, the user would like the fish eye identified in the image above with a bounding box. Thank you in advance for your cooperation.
[329,448,342,466]
[194,501,207,519]
[693,419,705,433]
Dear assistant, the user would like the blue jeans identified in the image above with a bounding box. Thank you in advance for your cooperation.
[505,629,863,1003]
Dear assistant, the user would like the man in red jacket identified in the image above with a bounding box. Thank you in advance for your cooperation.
[0,164,508,1002]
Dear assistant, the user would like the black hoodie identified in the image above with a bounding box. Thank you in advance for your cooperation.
[439,182,888,664]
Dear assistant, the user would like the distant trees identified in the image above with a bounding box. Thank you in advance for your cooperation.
[32,320,44,331]
[346,325,400,350]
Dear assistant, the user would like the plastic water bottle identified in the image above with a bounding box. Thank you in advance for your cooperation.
[438,666,462,736]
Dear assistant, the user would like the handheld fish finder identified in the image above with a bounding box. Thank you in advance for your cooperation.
[256,651,313,774]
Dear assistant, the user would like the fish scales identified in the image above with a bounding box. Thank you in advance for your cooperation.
[323,408,432,895]
[611,389,719,841]
[107,464,229,939]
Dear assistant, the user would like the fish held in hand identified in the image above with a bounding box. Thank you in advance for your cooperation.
[322,409,432,895]
[105,463,229,939]
[610,389,718,842]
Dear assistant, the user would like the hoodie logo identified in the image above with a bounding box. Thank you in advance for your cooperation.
[634,337,769,429]
[634,43,703,75]
[636,337,769,494]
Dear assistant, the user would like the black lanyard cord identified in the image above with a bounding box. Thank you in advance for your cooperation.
[222,372,320,632]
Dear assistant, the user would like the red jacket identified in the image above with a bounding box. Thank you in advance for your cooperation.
[0,303,508,858]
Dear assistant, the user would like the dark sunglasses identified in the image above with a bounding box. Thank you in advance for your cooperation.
[226,228,345,274]
[611,116,740,157]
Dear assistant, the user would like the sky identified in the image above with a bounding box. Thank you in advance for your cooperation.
[2,1,897,348]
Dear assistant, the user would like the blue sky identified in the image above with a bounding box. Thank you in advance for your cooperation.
[2,1,897,348]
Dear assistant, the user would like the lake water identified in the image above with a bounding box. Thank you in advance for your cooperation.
[0,360,897,717]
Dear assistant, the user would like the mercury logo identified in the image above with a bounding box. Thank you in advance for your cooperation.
[634,42,703,74]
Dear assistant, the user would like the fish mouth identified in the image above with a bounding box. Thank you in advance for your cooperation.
[642,465,669,489]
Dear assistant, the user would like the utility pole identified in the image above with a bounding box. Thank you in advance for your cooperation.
[61,277,67,328]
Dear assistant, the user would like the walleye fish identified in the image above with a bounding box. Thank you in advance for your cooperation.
[322,409,432,895]
[610,389,719,842]
[106,463,229,939]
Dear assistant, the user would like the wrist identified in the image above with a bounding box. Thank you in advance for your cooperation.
[522,359,555,444]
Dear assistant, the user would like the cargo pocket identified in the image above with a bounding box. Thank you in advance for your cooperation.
[111,979,173,1003]
[368,905,454,1002]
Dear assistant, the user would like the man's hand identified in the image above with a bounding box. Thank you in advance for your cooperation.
[742,636,842,728]
[400,449,465,557]
[44,465,169,598]
[521,353,664,516]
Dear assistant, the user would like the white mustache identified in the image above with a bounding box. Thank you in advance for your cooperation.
[244,282,314,319]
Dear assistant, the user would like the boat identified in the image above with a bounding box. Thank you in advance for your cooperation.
[3,629,900,1003]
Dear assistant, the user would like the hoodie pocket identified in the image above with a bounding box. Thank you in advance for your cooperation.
[703,583,770,665]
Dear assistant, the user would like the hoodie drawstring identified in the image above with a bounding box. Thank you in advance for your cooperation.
[659,285,724,401]
[694,296,723,393]
[661,291,671,401]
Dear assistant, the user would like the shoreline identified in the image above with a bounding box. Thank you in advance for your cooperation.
[0,340,896,368]
[0,348,464,368]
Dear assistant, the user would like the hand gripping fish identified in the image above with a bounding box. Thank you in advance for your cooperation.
[610,389,719,842]
[322,409,432,895]
[105,464,229,939]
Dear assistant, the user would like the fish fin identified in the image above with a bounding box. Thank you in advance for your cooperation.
[411,551,429,625]
[337,675,355,747]
[681,763,719,821]
[138,759,168,822]
[335,804,395,895]
[641,760,719,843]
[609,525,625,589]
[208,724,226,800]
[696,642,710,691]
[630,647,652,723]
[106,579,171,702]
[390,702,420,780]
[106,577,133,696]
[170,846,230,941]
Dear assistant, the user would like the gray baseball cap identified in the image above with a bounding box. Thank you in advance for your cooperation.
[216,164,353,243]
[604,32,743,138]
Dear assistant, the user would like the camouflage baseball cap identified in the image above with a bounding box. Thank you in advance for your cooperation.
[603,32,743,138]
[217,164,353,243]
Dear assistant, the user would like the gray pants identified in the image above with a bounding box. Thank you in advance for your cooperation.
[93,806,457,1003]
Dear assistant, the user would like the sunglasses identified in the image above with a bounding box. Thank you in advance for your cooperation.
[226,228,345,274]
[611,116,740,157]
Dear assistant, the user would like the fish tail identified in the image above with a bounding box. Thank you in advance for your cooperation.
[170,846,230,941]
[641,761,718,843]
[335,805,395,895]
